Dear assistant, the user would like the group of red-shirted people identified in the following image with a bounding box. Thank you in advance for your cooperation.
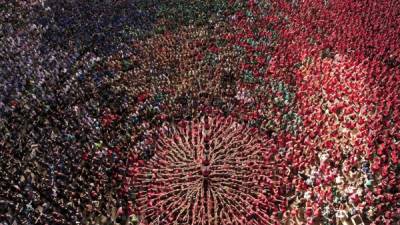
[1,0,399,225]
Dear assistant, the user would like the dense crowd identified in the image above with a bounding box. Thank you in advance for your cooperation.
[1,0,399,225]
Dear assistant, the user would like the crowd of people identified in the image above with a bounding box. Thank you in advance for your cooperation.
[0,1,156,224]
[1,0,399,225]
